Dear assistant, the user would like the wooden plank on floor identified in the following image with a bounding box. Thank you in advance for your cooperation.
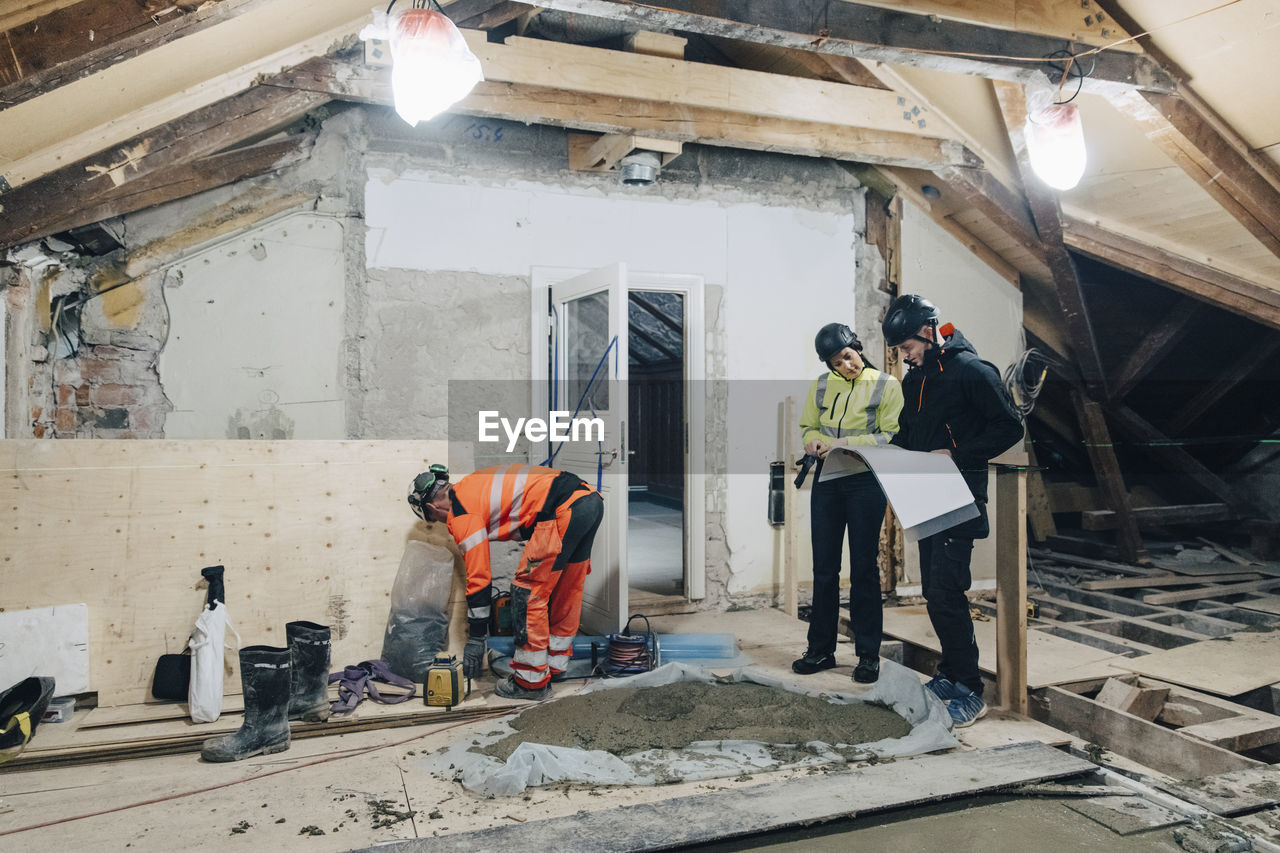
[1176,715,1280,752]
[1029,686,1261,779]
[1156,766,1280,817]
[1117,632,1280,697]
[1067,796,1188,836]
[1232,595,1280,616]
[404,742,1097,853]
[1142,578,1280,605]
[882,605,1133,689]
[1079,573,1261,591]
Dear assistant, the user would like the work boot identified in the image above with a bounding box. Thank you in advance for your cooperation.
[201,646,291,762]
[853,656,880,684]
[791,650,836,675]
[494,675,552,701]
[286,621,332,723]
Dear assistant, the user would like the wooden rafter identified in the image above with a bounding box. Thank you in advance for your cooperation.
[1109,90,1280,263]
[1166,335,1280,436]
[449,0,534,29]
[525,0,1175,93]
[0,85,328,250]
[1062,218,1280,332]
[1107,405,1244,514]
[1073,389,1145,563]
[1107,298,1200,401]
[35,134,316,242]
[992,80,1107,394]
[269,59,978,170]
[0,0,259,110]
[993,79,1143,562]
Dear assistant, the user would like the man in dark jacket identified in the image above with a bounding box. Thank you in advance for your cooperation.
[882,294,1023,727]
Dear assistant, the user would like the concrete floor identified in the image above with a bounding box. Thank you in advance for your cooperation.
[0,608,1095,852]
[627,495,683,597]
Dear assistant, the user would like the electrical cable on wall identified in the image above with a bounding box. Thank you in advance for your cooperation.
[1003,346,1052,421]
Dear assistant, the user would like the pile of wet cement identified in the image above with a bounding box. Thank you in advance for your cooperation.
[478,680,912,761]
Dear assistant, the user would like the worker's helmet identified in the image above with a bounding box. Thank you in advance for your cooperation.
[881,295,940,347]
[814,323,861,364]
[407,463,450,520]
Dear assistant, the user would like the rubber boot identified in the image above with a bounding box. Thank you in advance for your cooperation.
[286,620,332,723]
[200,646,291,762]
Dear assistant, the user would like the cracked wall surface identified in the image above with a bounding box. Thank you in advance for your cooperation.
[2,103,1019,610]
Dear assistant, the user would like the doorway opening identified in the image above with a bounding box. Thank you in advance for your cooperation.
[627,290,688,611]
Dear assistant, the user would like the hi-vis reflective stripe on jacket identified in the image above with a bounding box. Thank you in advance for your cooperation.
[447,465,590,598]
[800,366,904,450]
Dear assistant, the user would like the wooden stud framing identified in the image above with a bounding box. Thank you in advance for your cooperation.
[1107,298,1200,401]
[995,463,1028,714]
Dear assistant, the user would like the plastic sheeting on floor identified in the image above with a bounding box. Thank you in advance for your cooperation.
[431,660,959,797]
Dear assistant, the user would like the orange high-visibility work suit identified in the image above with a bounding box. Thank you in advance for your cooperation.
[446,465,603,688]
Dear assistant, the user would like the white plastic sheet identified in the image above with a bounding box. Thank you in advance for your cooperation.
[438,660,959,797]
[188,605,238,724]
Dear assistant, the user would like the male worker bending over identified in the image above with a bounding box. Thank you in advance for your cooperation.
[409,464,604,700]
[882,295,1023,727]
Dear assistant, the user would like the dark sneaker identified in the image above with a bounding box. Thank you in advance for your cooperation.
[853,656,880,684]
[924,673,962,702]
[791,650,836,675]
[494,675,552,701]
[947,684,988,728]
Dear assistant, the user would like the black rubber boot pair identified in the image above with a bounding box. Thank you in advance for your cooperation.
[199,621,332,762]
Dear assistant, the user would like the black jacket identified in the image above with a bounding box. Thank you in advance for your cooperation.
[890,329,1024,536]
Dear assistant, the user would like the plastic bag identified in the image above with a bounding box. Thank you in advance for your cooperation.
[381,540,454,683]
[188,603,239,723]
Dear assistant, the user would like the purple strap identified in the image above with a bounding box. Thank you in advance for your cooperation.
[328,659,417,714]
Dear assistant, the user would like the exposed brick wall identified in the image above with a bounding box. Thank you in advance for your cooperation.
[15,265,172,439]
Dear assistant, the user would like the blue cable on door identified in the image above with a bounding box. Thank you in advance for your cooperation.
[544,334,618,492]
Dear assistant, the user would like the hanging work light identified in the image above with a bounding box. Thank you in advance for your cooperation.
[1022,77,1087,191]
[360,1,484,127]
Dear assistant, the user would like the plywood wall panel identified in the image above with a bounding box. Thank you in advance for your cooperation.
[1,440,463,706]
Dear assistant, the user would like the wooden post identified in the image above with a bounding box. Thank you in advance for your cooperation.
[995,462,1028,714]
[782,395,799,618]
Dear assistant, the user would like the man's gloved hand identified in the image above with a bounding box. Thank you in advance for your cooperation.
[463,637,486,678]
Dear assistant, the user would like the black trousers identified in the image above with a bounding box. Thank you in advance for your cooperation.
[551,491,605,569]
[807,472,887,659]
[918,530,981,696]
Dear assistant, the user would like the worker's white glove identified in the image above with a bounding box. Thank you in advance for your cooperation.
[463,637,486,678]
[817,436,850,458]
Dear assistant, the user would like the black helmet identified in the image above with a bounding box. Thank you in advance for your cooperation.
[882,295,940,347]
[814,323,861,363]
[407,463,450,520]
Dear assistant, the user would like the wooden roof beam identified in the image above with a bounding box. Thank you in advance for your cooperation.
[0,0,257,111]
[271,58,979,170]
[1061,218,1280,332]
[1166,335,1280,436]
[0,85,328,251]
[993,80,1107,395]
[527,0,1176,94]
[1107,298,1201,401]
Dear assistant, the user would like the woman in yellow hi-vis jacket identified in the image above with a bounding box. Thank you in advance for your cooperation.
[793,323,903,684]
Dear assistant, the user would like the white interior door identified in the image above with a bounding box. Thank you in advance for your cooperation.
[549,263,628,634]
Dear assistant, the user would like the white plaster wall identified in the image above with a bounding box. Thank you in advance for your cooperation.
[158,213,347,439]
[900,203,1025,581]
[365,168,856,597]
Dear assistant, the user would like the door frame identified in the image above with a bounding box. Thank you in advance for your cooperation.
[532,266,706,601]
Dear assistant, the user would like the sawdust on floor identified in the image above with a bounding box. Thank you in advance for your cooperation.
[478,680,912,761]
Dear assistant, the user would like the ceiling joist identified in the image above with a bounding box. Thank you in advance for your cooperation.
[270,57,978,170]
[525,0,1176,94]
